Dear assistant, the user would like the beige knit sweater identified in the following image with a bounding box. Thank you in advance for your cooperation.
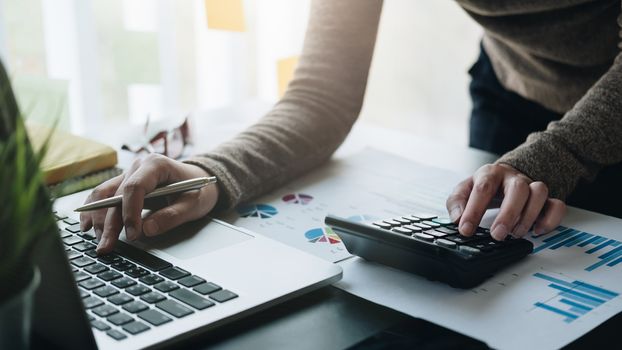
[185,0,622,210]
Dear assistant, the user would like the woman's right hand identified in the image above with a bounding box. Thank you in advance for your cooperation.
[79,154,219,255]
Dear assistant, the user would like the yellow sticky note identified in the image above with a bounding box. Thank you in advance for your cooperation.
[205,0,246,32]
[277,56,299,98]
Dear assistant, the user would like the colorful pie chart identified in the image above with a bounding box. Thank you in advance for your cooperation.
[236,204,278,219]
[305,227,341,244]
[282,193,314,205]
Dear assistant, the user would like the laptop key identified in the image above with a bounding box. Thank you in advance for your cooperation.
[107,312,134,326]
[122,321,150,335]
[66,250,82,260]
[106,329,127,341]
[85,250,99,258]
[73,242,97,252]
[114,240,172,271]
[112,277,137,289]
[141,291,166,304]
[126,284,151,296]
[178,275,205,287]
[112,260,135,271]
[63,218,80,225]
[98,254,122,265]
[63,236,83,246]
[170,289,214,310]
[79,289,90,298]
[60,231,72,239]
[79,278,105,290]
[85,263,109,275]
[65,224,82,233]
[209,290,238,303]
[78,231,97,240]
[108,293,133,305]
[93,304,119,317]
[71,256,95,268]
[122,301,149,314]
[74,271,90,282]
[156,299,194,318]
[98,270,123,281]
[193,282,221,295]
[160,266,190,280]
[94,285,119,298]
[154,281,180,293]
[83,296,104,309]
[138,309,172,326]
[126,267,149,278]
[91,320,111,331]
[140,274,164,285]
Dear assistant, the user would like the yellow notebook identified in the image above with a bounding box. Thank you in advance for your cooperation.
[26,121,118,185]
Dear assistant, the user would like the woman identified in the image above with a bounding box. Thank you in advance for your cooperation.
[83,0,622,255]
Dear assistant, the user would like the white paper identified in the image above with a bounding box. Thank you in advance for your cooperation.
[218,148,466,262]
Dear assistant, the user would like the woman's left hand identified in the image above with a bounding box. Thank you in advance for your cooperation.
[446,163,566,240]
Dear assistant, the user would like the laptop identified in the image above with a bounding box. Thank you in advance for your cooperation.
[32,209,342,349]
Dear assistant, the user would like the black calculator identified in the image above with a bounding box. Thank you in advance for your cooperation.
[325,213,533,288]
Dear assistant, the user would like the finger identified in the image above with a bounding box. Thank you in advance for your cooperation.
[534,199,566,236]
[143,181,218,236]
[459,165,503,236]
[490,177,530,241]
[96,206,124,254]
[512,182,548,237]
[121,155,173,241]
[446,178,473,222]
[80,175,124,236]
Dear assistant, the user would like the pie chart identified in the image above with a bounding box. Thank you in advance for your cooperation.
[282,193,313,205]
[305,227,341,244]
[236,204,278,219]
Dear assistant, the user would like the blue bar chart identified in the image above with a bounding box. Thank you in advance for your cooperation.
[532,226,622,271]
[533,272,619,323]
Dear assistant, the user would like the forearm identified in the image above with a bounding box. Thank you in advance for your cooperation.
[186,0,383,210]
[498,53,622,199]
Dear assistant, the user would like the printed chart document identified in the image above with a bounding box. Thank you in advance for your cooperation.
[218,148,462,262]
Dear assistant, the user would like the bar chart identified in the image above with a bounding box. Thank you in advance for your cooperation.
[533,272,619,323]
[532,226,622,271]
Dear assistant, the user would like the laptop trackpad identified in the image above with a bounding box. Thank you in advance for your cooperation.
[132,217,252,260]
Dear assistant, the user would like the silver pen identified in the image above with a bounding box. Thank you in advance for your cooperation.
[74,176,217,212]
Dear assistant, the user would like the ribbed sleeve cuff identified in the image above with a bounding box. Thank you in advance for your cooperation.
[182,155,241,212]
[496,134,589,200]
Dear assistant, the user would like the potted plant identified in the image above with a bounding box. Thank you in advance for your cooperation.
[0,61,56,349]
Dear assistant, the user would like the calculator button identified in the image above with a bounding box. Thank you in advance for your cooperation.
[382,219,401,226]
[459,245,481,255]
[468,242,493,252]
[372,222,392,230]
[392,227,413,235]
[424,229,447,238]
[435,226,458,235]
[421,220,441,228]
[403,225,423,233]
[403,216,422,223]
[435,239,457,249]
[445,235,477,244]
[411,214,437,220]
[412,222,432,230]
[392,217,411,225]
[413,232,434,242]
[431,217,453,225]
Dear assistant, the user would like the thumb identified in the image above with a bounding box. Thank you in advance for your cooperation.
[141,197,198,236]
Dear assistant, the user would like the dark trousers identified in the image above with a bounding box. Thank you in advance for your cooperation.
[468,46,622,219]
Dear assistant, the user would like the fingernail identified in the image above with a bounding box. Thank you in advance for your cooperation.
[459,221,473,236]
[144,220,158,236]
[492,224,508,241]
[126,226,137,241]
[449,207,462,222]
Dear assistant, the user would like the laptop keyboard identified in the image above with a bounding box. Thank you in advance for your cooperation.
[54,212,239,341]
